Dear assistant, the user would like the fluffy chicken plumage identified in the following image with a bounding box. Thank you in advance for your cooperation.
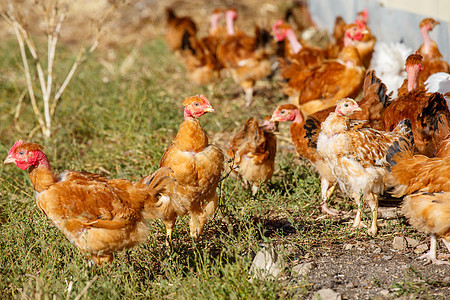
[282,24,367,115]
[425,72,450,105]
[216,9,273,107]
[402,192,450,265]
[165,8,197,52]
[317,98,413,235]
[178,10,224,84]
[271,70,390,216]
[273,21,326,70]
[433,113,450,157]
[386,137,450,264]
[417,18,450,81]
[159,95,224,241]
[3,141,173,265]
[370,42,413,98]
[383,53,450,157]
[227,116,277,194]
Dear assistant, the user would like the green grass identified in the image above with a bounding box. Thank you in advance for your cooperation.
[0,36,419,299]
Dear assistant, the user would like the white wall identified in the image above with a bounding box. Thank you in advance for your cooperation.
[308,0,450,61]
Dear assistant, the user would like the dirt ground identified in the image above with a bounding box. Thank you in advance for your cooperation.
[293,241,450,299]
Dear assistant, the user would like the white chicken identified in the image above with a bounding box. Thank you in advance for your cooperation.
[316,98,413,235]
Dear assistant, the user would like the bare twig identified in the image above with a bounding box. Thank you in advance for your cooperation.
[14,89,27,132]
[73,275,98,300]
[1,0,119,139]
[12,23,46,131]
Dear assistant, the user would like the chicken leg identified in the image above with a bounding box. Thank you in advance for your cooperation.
[320,178,341,216]
[367,193,378,236]
[419,234,450,265]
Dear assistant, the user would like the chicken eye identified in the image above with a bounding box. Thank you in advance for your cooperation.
[19,151,24,155]
[281,110,286,114]
[194,102,199,107]
[344,104,349,107]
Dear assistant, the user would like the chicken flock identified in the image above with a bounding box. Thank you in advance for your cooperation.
[3,2,450,266]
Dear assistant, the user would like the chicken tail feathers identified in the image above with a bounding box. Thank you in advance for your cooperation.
[419,92,450,130]
[166,8,176,22]
[181,31,197,55]
[386,123,414,171]
[393,119,413,142]
[363,70,391,108]
[434,113,450,145]
[304,116,321,148]
[254,26,272,49]
[140,167,175,199]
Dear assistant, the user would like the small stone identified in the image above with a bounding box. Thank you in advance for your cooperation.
[316,288,342,300]
[379,289,390,296]
[414,244,429,254]
[382,255,393,260]
[344,244,353,250]
[373,247,382,254]
[250,245,284,278]
[392,237,407,250]
[406,237,419,248]
[378,207,399,219]
[345,282,354,288]
[292,261,316,276]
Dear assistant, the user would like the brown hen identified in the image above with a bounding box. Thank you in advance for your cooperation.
[282,24,367,115]
[216,9,273,107]
[383,53,450,157]
[165,8,197,53]
[4,141,173,265]
[417,18,450,81]
[227,116,277,194]
[179,9,224,84]
[159,95,224,241]
[386,137,450,264]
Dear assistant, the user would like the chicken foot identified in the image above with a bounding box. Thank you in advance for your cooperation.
[367,193,378,236]
[351,193,366,229]
[419,234,450,265]
[163,218,176,248]
[244,87,254,107]
[319,178,343,216]
[189,193,219,239]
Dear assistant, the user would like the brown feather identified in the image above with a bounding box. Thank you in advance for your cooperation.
[227,117,277,189]
[159,113,224,238]
[402,192,450,242]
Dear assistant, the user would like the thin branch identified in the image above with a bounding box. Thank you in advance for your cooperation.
[12,24,46,131]
[2,6,49,100]
[45,5,67,131]
[51,36,99,117]
[13,89,27,132]
[73,275,98,300]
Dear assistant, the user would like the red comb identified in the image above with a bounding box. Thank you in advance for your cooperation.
[199,94,211,105]
[272,19,283,32]
[9,140,23,156]
[355,20,366,29]
[363,9,369,18]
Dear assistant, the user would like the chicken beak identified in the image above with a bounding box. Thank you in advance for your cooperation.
[204,106,215,113]
[4,155,15,164]
[269,116,278,122]
[361,29,369,35]
[354,107,363,112]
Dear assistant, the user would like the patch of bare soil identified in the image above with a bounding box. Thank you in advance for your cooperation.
[295,241,450,299]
